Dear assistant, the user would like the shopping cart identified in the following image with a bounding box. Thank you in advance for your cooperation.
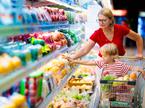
[99,56,145,108]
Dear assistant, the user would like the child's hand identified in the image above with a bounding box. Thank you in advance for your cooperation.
[67,58,74,62]
[61,54,70,59]
[67,58,75,64]
[68,59,77,66]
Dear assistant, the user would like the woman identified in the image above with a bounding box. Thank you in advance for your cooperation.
[68,8,143,59]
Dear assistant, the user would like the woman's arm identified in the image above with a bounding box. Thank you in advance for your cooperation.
[126,30,143,59]
[70,39,96,59]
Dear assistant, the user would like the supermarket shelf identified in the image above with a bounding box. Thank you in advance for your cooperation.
[40,0,86,12]
[0,43,79,93]
[37,66,77,108]
[69,23,85,29]
[0,21,69,38]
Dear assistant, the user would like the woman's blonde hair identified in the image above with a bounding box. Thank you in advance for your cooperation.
[100,43,118,59]
[98,8,115,26]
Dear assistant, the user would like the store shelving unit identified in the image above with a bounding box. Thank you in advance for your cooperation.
[0,21,69,38]
[0,0,90,108]
[33,0,86,12]
[0,43,79,94]
[37,66,78,108]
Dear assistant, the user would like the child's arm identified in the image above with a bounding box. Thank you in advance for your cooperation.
[69,59,98,66]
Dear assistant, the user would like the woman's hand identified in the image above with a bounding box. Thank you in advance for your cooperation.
[136,53,143,59]
[127,30,143,60]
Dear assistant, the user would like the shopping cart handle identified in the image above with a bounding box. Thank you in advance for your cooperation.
[119,56,145,60]
[127,81,136,85]
[100,80,136,85]
[100,80,113,84]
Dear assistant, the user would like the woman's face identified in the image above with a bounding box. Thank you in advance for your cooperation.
[98,14,111,28]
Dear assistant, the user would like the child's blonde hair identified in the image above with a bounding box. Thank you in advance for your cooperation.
[100,43,118,59]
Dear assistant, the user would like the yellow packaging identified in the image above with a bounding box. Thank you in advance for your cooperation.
[10,94,26,107]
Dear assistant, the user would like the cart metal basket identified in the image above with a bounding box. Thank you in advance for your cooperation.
[99,56,145,108]
[100,79,137,108]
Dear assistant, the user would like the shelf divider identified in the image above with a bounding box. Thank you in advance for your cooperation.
[40,0,86,12]
[0,21,69,38]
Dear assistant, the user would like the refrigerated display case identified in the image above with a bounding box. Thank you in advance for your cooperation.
[0,0,87,107]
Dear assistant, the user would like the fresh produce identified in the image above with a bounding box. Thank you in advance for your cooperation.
[101,75,116,92]
[123,74,130,81]
[102,71,109,76]
[102,75,116,80]
[73,93,90,101]
[129,72,137,80]
[113,77,124,86]
[73,94,83,100]
[47,60,96,108]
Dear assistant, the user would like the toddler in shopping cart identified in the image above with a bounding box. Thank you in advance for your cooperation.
[65,43,145,78]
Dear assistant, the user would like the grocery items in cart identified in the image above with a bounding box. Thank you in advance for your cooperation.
[99,58,145,108]
[100,77,136,108]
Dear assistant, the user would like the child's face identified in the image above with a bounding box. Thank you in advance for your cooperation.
[102,54,113,64]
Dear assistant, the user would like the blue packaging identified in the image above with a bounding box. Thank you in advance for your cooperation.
[138,16,145,39]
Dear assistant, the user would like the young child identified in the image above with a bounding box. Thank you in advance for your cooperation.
[66,43,145,78]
